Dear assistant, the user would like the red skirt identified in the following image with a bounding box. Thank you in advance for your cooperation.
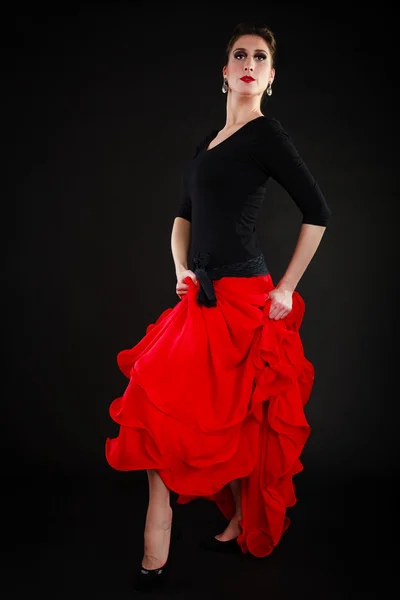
[105,273,314,558]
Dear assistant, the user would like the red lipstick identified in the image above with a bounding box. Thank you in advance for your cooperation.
[240,76,255,83]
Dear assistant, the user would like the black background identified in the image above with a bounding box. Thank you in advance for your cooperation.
[4,1,398,597]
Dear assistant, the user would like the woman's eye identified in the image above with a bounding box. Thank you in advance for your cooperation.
[234,52,267,61]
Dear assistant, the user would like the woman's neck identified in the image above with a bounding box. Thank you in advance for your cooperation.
[224,97,263,128]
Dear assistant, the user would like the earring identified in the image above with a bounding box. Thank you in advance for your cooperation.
[222,78,228,94]
[266,82,272,96]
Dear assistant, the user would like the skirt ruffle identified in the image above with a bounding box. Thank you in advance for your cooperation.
[105,273,314,558]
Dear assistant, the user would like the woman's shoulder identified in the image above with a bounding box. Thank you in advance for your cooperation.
[255,115,293,146]
[258,115,287,134]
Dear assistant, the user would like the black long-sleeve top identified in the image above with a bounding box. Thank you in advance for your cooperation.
[176,115,331,270]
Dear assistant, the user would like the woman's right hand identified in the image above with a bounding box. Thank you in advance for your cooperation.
[176,269,198,300]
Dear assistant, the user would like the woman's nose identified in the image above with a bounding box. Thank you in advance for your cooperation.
[244,62,255,72]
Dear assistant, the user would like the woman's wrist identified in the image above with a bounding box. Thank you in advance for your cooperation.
[275,278,296,293]
[175,263,188,276]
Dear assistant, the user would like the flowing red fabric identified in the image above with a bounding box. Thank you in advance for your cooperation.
[105,273,314,558]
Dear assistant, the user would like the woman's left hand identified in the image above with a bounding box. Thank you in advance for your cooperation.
[267,287,293,320]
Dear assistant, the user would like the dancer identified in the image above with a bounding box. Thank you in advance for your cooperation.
[106,21,332,591]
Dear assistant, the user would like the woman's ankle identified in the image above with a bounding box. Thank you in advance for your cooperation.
[145,505,172,529]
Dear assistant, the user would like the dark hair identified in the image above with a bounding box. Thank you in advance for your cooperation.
[224,22,277,105]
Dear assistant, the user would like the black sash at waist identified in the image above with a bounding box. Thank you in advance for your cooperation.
[192,252,270,308]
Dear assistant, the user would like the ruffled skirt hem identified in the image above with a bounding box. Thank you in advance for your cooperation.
[105,273,314,558]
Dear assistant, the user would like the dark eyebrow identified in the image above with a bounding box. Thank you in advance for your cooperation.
[233,47,268,54]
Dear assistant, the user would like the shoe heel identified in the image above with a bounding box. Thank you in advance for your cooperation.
[132,562,168,592]
[132,523,182,591]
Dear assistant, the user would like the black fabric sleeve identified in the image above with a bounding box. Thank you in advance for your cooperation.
[175,131,217,223]
[176,171,192,222]
[256,118,332,226]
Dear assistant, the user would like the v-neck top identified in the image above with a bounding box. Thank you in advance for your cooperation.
[176,115,332,270]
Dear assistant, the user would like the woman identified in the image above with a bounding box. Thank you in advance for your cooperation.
[105,22,332,591]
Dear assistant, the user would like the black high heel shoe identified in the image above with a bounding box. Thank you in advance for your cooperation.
[132,561,168,592]
[199,533,242,554]
[132,524,182,592]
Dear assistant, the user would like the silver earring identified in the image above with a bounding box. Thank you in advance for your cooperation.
[266,82,272,96]
[222,78,228,94]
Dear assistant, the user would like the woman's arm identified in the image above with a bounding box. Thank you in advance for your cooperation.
[268,223,328,319]
[172,165,193,276]
[171,133,211,277]
[257,118,332,288]
[275,223,326,293]
[255,119,332,318]
[256,118,332,228]
[171,217,191,276]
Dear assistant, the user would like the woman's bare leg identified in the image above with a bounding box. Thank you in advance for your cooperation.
[229,478,243,519]
[141,469,173,570]
[215,478,243,541]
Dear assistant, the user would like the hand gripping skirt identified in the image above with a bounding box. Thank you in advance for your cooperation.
[105,271,314,558]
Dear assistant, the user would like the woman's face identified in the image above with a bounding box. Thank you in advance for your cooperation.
[223,34,275,99]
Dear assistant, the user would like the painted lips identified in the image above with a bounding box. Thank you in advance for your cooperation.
[240,76,255,82]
